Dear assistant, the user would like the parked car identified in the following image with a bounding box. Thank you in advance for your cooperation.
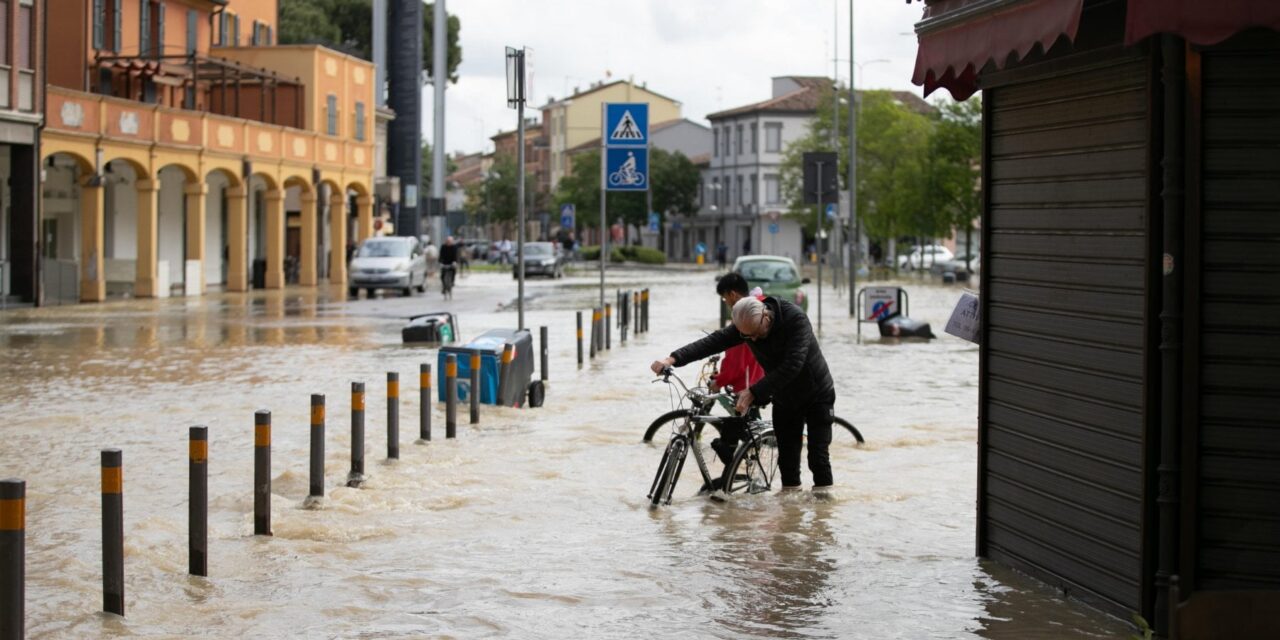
[935,252,981,277]
[897,244,955,269]
[513,242,565,279]
[731,255,810,312]
[348,236,428,298]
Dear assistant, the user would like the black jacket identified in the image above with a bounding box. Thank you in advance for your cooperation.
[670,297,834,405]
[439,243,460,265]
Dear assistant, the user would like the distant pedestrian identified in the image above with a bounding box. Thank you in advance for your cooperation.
[499,238,513,264]
[716,241,728,269]
[742,237,752,256]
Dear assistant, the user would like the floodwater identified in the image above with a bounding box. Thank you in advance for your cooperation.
[0,267,1133,639]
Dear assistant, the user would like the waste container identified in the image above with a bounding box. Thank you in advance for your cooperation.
[251,259,266,289]
[877,312,935,339]
[402,312,458,344]
[438,328,537,407]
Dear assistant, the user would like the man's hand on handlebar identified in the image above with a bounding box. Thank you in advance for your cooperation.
[734,388,755,415]
[649,356,676,376]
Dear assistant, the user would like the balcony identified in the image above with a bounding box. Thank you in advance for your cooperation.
[92,53,304,129]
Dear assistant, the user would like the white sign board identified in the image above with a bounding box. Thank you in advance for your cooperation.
[865,286,900,321]
[945,292,981,344]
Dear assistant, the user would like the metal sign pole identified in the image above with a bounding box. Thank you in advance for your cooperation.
[816,161,824,337]
[599,104,607,310]
[516,53,526,330]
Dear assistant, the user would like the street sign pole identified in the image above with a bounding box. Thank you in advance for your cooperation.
[599,103,607,310]
[601,101,651,310]
[506,46,527,329]
[816,161,824,337]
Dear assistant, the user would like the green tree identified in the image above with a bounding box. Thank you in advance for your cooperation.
[927,98,982,264]
[279,0,462,82]
[479,153,536,226]
[554,149,700,245]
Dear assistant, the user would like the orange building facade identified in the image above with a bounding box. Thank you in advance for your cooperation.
[41,0,376,303]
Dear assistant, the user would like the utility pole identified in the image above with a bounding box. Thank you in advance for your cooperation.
[848,0,858,316]
[431,0,447,235]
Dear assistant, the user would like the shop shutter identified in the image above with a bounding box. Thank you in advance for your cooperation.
[981,53,1151,616]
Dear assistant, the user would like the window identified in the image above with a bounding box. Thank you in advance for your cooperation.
[326,94,338,135]
[219,11,228,46]
[751,123,758,153]
[251,20,259,45]
[93,0,104,49]
[233,15,240,46]
[712,177,721,207]
[186,9,197,54]
[354,101,366,141]
[17,0,31,69]
[750,174,758,205]
[765,123,782,153]
[735,175,743,206]
[712,128,718,158]
[735,124,743,155]
[153,2,166,58]
[138,1,149,55]
[0,3,9,67]
[765,175,780,204]
[722,126,730,156]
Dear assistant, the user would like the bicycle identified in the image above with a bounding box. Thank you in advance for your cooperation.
[647,366,779,506]
[440,264,456,299]
[641,356,865,446]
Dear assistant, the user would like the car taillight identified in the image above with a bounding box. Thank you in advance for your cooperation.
[794,290,806,305]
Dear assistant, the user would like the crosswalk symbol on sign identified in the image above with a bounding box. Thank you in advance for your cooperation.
[610,110,643,141]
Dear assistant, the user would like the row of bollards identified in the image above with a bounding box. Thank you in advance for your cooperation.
[575,289,651,369]
[1,324,567,631]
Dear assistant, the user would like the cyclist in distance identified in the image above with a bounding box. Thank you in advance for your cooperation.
[650,295,835,495]
[438,236,460,297]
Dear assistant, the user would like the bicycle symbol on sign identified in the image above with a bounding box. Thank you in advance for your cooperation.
[608,152,646,187]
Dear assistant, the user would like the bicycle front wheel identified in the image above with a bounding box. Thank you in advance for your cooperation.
[651,437,689,506]
[833,416,865,445]
[725,430,778,495]
[643,409,691,443]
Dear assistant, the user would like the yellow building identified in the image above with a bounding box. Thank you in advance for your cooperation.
[541,80,681,191]
[41,0,376,303]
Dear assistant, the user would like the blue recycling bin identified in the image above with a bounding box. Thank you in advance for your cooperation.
[437,328,534,406]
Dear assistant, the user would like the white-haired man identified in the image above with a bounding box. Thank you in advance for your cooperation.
[650,296,835,495]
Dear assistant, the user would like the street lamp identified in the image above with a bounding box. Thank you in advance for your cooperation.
[707,181,724,258]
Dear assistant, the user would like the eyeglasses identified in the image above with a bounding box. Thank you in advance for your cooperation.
[738,314,771,341]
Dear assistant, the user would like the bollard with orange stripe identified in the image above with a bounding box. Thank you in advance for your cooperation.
[576,311,584,367]
[309,395,325,501]
[348,383,366,487]
[189,426,208,577]
[386,373,399,460]
[498,344,517,407]
[469,352,481,425]
[1,478,25,638]
[253,411,272,536]
[101,448,125,615]
[445,355,458,439]
[419,364,432,442]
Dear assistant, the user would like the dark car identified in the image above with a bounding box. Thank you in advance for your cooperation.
[513,242,565,279]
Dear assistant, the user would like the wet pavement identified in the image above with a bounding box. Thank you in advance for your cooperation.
[0,266,1133,638]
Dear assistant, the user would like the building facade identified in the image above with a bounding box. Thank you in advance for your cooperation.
[0,0,44,306]
[540,79,681,192]
[42,0,376,303]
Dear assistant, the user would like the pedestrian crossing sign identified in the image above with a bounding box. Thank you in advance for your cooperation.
[604,103,649,147]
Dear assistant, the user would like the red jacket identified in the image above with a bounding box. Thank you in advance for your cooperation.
[714,343,764,392]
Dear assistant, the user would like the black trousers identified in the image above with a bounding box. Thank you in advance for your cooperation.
[773,397,834,488]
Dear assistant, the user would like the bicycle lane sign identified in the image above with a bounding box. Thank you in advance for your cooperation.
[605,147,648,191]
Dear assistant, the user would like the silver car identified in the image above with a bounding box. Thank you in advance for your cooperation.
[348,236,428,298]
[512,242,565,279]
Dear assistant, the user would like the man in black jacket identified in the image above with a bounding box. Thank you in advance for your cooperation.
[650,296,834,493]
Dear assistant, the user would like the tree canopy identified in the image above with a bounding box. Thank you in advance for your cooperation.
[553,149,700,238]
[778,87,982,253]
[279,0,462,82]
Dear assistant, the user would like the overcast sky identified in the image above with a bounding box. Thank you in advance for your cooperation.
[421,0,927,157]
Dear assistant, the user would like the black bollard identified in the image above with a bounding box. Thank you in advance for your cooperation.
[589,309,598,358]
[576,311,584,367]
[1,478,25,639]
[621,292,628,344]
[445,354,458,439]
[540,326,549,381]
[101,448,124,616]
[386,373,399,460]
[643,289,650,333]
[309,395,324,500]
[189,426,208,577]
[469,352,481,425]
[253,412,271,535]
[605,303,612,350]
[419,364,432,442]
[347,383,365,487]
[634,291,641,334]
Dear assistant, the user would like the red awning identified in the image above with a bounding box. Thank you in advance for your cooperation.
[1125,0,1280,46]
[912,0,1084,100]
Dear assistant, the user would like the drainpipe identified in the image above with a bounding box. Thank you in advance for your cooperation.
[1153,34,1186,636]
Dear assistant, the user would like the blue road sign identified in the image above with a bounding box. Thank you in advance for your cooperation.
[648,212,660,232]
[605,148,648,191]
[825,202,837,219]
[560,203,575,229]
[769,222,780,235]
[604,103,649,147]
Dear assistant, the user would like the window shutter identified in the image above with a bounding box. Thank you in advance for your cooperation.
[232,15,239,47]
[112,0,122,53]
[156,2,165,57]
[186,10,196,54]
[327,95,337,135]
[139,0,149,55]
[355,102,365,141]
[266,26,272,46]
[219,11,228,46]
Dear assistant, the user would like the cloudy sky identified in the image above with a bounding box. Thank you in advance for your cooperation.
[421,0,927,156]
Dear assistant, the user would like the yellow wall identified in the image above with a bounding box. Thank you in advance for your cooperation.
[562,83,682,151]
[212,45,375,141]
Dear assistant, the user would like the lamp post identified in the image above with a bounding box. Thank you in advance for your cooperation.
[708,181,723,262]
[506,46,527,329]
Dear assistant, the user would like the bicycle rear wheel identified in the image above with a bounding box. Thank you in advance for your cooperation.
[725,430,779,496]
[833,415,865,445]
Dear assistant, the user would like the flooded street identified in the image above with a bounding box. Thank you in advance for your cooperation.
[0,267,1131,639]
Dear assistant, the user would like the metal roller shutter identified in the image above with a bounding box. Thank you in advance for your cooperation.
[982,54,1151,615]
[1193,32,1280,591]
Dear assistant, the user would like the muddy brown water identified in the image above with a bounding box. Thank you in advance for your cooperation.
[0,268,1131,638]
